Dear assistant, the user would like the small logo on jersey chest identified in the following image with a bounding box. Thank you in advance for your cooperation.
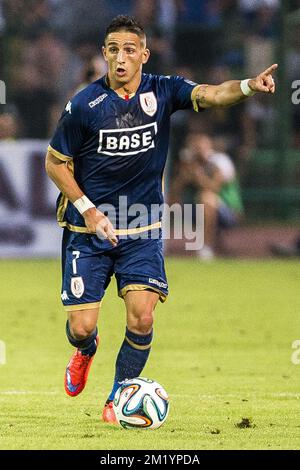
[89,93,108,108]
[139,92,157,117]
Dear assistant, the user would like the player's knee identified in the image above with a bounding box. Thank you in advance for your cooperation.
[130,310,154,335]
[140,313,154,334]
[69,320,96,340]
[136,317,153,335]
[68,309,98,340]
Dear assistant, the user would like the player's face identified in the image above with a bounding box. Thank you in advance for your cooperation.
[102,31,150,88]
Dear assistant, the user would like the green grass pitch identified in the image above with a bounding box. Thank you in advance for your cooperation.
[0,258,299,450]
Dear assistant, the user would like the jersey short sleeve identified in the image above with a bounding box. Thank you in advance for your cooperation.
[167,75,198,114]
[48,97,86,161]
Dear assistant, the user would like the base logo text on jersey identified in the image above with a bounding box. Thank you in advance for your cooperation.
[98,122,157,156]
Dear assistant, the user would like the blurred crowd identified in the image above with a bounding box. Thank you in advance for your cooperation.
[1,0,300,219]
[0,2,294,149]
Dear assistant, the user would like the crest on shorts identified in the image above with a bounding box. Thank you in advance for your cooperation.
[71,277,84,299]
[139,92,157,117]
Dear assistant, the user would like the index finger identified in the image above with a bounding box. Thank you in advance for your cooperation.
[261,63,278,76]
[106,227,118,245]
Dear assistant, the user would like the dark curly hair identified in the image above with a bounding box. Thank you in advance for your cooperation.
[105,15,146,44]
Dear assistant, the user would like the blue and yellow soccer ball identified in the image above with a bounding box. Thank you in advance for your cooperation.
[113,377,169,429]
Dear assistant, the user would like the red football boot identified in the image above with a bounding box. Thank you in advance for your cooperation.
[102,400,118,425]
[64,336,99,397]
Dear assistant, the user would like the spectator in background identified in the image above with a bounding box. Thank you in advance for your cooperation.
[240,91,276,163]
[51,0,134,45]
[11,34,58,138]
[11,29,81,138]
[177,0,223,27]
[175,0,226,67]
[287,25,300,84]
[76,55,107,93]
[169,65,200,164]
[239,0,279,37]
[3,0,51,38]
[133,0,172,73]
[0,112,19,139]
[240,0,278,76]
[203,64,246,166]
[170,133,244,259]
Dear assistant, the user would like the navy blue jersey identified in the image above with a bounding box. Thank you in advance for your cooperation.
[49,73,198,233]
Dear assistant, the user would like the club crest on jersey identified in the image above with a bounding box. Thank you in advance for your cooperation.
[139,92,157,117]
[71,277,84,298]
[98,122,157,156]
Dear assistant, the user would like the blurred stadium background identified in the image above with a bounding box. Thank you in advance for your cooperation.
[0,0,300,258]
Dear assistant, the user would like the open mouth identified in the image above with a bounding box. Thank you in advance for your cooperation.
[116,67,126,77]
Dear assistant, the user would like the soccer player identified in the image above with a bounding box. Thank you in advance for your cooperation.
[45,15,277,424]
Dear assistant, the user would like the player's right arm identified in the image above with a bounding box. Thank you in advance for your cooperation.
[45,150,117,246]
[45,93,118,247]
[45,150,84,203]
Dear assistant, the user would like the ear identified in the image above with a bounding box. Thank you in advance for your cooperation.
[142,48,150,65]
[102,46,108,62]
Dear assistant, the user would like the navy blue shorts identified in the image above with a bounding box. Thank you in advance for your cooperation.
[61,229,168,311]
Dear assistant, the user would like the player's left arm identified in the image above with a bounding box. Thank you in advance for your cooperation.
[192,64,278,109]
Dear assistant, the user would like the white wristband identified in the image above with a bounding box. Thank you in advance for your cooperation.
[240,79,256,97]
[73,195,95,215]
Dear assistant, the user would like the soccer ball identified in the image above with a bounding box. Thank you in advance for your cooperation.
[113,377,169,429]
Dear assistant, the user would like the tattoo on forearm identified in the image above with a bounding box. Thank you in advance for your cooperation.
[196,85,209,105]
